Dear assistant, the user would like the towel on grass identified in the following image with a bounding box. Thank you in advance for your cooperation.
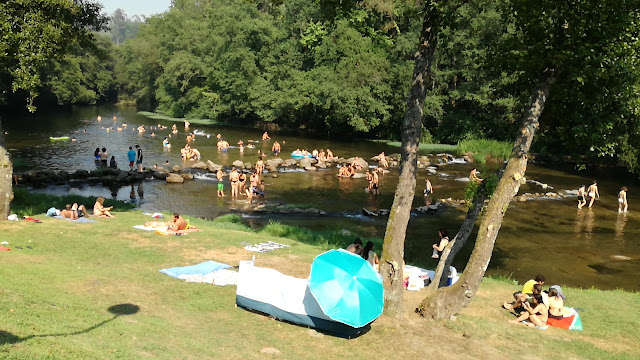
[53,216,96,223]
[182,269,239,285]
[244,241,290,253]
[159,260,231,279]
[546,307,583,331]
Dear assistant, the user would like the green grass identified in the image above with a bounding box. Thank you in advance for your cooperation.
[10,187,137,218]
[382,141,458,154]
[458,138,513,163]
[137,111,220,126]
[2,194,639,359]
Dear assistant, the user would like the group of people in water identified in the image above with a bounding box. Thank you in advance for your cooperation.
[576,181,629,213]
[216,167,265,202]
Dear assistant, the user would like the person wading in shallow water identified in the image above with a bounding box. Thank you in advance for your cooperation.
[587,181,600,208]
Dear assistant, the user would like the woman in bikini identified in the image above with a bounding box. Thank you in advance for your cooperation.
[509,293,548,328]
[547,288,565,320]
[618,186,628,213]
[587,181,600,208]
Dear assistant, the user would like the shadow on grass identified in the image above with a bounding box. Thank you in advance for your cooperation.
[0,303,140,345]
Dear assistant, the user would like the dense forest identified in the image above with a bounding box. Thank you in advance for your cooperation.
[1,0,639,174]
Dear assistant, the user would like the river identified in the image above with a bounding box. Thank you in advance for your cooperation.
[3,105,639,291]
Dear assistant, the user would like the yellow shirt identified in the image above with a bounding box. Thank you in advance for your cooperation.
[522,279,537,294]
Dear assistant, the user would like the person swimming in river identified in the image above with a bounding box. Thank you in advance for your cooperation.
[163,137,171,149]
[262,131,270,140]
[272,141,281,156]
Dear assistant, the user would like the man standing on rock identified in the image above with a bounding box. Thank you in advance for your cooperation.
[135,144,143,172]
[127,146,136,172]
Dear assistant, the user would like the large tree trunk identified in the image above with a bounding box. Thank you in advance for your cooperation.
[379,0,442,318]
[417,72,555,320]
[0,116,13,220]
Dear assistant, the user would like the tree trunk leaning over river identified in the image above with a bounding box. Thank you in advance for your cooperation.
[0,116,14,220]
[380,0,444,319]
[417,71,555,320]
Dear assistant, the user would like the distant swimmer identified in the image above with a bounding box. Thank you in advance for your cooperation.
[184,120,190,129]
[262,131,270,140]
[97,115,102,122]
[163,137,171,149]
[113,115,117,121]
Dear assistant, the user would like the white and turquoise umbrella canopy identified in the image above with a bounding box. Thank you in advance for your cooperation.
[309,249,384,328]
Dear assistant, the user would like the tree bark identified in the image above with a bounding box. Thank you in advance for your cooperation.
[0,116,13,220]
[417,71,555,320]
[380,0,443,318]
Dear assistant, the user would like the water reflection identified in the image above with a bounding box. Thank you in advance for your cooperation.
[615,212,628,244]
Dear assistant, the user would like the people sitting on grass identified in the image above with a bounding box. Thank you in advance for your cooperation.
[508,293,548,328]
[346,238,363,255]
[547,287,565,319]
[93,196,115,218]
[61,203,90,220]
[361,241,379,270]
[503,274,545,311]
[168,213,188,231]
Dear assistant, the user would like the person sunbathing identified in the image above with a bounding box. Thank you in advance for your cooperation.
[61,203,90,220]
[509,293,548,328]
[168,213,188,231]
[547,287,565,319]
[93,196,114,218]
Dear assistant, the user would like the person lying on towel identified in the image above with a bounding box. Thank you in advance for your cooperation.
[168,213,188,231]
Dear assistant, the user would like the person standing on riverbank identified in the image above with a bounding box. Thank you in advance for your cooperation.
[577,185,587,209]
[618,186,628,213]
[587,181,599,208]
[136,144,143,172]
[127,146,136,171]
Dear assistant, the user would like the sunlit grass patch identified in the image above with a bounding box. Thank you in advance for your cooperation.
[458,138,513,163]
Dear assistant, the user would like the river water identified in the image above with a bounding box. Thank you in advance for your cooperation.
[3,105,639,291]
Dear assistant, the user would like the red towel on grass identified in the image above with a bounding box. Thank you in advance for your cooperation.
[0,245,10,251]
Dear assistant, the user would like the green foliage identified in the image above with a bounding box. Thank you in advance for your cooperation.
[458,138,513,163]
[383,141,457,154]
[260,219,382,253]
[0,0,108,111]
[464,174,499,208]
[11,187,136,218]
[45,35,118,105]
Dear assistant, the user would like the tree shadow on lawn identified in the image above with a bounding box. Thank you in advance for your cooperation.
[0,303,140,345]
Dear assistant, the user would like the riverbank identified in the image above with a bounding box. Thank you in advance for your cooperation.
[1,210,638,359]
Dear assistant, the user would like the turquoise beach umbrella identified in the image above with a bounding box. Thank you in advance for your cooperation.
[309,249,384,328]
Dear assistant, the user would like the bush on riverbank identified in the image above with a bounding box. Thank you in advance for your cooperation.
[10,187,136,217]
[382,141,458,154]
[458,138,513,163]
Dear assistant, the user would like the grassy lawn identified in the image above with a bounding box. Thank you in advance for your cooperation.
[1,210,639,359]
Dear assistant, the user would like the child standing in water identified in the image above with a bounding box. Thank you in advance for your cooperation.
[577,185,587,209]
[618,186,628,213]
